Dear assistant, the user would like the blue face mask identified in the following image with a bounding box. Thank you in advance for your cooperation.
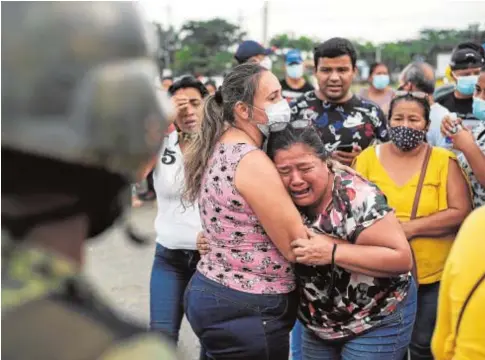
[472,97,485,120]
[372,74,390,90]
[286,64,304,79]
[456,75,478,96]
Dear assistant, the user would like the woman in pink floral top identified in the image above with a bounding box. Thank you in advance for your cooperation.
[197,141,296,294]
[183,63,310,360]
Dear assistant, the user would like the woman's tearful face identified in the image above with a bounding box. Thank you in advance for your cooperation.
[273,143,330,208]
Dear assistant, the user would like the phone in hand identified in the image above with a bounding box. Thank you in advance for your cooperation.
[337,144,354,153]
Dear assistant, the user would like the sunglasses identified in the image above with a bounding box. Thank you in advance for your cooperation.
[269,119,313,133]
[394,90,429,101]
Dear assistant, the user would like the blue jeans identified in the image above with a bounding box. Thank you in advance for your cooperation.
[184,270,298,360]
[302,278,417,360]
[150,243,207,359]
[290,320,303,360]
[407,281,440,360]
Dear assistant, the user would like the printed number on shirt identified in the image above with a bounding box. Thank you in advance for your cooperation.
[161,148,176,165]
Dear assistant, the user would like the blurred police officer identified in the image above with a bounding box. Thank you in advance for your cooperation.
[1,2,179,359]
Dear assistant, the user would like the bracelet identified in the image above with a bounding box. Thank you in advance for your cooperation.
[331,243,337,269]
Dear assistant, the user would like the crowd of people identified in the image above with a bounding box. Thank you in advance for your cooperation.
[2,2,484,360]
[146,36,485,360]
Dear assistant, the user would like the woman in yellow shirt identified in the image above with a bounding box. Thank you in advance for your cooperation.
[432,206,485,360]
[353,92,472,360]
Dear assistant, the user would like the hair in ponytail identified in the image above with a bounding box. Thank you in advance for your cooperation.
[183,63,267,205]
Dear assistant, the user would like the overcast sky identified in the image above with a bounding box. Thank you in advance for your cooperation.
[139,0,485,44]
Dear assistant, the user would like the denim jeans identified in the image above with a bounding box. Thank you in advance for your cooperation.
[407,281,440,360]
[302,278,417,360]
[150,243,207,359]
[290,320,303,360]
[184,271,298,360]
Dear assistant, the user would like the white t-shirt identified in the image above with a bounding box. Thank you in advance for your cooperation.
[153,131,201,250]
[427,102,451,149]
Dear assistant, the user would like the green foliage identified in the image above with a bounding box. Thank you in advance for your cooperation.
[170,18,245,76]
[270,34,316,51]
[156,19,484,77]
[351,24,484,70]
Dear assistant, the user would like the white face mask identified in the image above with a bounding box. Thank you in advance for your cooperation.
[254,99,291,137]
[259,56,273,70]
[286,64,304,79]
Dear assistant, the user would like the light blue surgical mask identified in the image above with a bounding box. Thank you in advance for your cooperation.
[286,64,304,79]
[472,97,485,120]
[456,75,478,96]
[372,74,390,90]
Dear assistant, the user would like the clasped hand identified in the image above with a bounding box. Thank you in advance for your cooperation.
[291,228,336,266]
[196,228,338,266]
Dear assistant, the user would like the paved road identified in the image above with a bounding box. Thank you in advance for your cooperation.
[84,202,199,360]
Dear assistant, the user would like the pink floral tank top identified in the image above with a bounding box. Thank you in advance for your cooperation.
[197,142,295,294]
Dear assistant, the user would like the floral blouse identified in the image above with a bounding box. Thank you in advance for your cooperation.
[297,168,411,341]
[457,122,485,208]
[197,142,295,294]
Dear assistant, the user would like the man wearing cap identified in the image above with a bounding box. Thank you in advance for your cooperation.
[280,49,314,103]
[234,40,273,70]
[436,42,485,125]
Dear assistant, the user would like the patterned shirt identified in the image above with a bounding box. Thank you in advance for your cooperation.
[296,168,411,341]
[457,122,485,208]
[197,142,295,294]
[290,91,388,154]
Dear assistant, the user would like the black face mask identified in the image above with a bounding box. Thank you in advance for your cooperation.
[389,126,426,152]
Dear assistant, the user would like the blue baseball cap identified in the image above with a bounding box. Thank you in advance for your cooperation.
[235,40,272,64]
[285,50,303,65]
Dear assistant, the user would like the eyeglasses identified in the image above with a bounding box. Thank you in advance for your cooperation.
[269,119,313,133]
[394,90,429,101]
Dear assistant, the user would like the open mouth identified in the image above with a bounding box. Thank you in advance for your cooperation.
[290,187,311,198]
[184,120,197,127]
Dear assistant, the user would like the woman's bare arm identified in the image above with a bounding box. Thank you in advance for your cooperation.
[292,213,412,277]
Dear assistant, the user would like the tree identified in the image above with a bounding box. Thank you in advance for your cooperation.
[173,18,245,76]
[270,34,316,51]
[153,22,179,72]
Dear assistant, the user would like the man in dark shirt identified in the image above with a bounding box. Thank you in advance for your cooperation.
[436,42,485,127]
[280,49,314,103]
[290,38,388,165]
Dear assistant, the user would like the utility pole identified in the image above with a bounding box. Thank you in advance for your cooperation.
[375,44,382,63]
[262,1,269,46]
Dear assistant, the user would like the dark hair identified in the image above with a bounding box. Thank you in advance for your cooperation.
[267,125,328,162]
[183,63,267,204]
[161,76,173,82]
[314,37,357,69]
[168,76,209,98]
[369,62,388,76]
[204,80,217,88]
[400,62,435,94]
[388,93,431,125]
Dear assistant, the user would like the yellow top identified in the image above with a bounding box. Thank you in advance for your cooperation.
[353,145,456,284]
[431,206,485,360]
